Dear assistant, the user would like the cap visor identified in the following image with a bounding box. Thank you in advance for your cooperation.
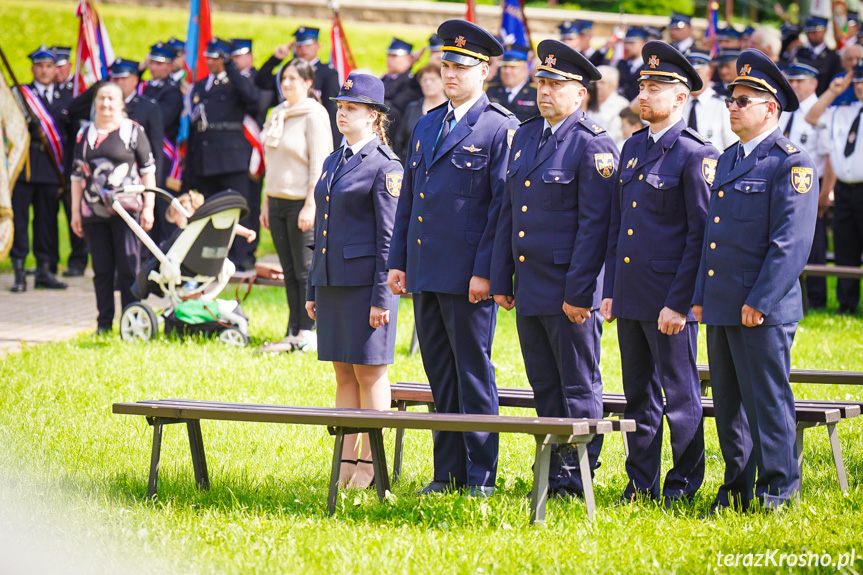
[330,94,390,112]
[294,39,316,46]
[535,69,574,82]
[149,55,172,63]
[441,52,482,66]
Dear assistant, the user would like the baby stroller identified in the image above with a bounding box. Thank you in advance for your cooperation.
[107,185,252,345]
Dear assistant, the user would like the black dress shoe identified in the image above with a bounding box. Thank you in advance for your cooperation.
[63,265,85,277]
[416,481,455,496]
[464,485,495,498]
[34,263,67,290]
[10,258,26,293]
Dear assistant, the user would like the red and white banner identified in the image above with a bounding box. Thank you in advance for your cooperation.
[330,12,356,86]
[73,0,115,97]
[19,85,64,173]
[243,115,265,179]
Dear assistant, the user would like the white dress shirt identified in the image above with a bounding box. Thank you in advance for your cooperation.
[818,100,863,183]
[682,86,738,151]
[779,93,829,176]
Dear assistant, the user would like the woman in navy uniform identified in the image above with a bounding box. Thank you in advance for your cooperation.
[692,50,818,512]
[305,73,402,490]
[490,40,618,498]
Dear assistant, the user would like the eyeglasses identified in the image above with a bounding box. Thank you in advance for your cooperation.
[724,96,773,109]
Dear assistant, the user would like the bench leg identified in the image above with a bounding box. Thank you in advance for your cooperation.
[577,440,596,522]
[147,418,164,498]
[328,429,346,515]
[368,429,392,502]
[827,423,849,493]
[186,420,210,491]
[796,425,805,483]
[530,435,552,525]
[393,401,406,484]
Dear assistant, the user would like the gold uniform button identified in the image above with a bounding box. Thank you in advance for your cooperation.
[525,180,531,187]
[420,193,425,199]
[518,231,525,237]
[519,255,525,262]
[322,248,326,254]
[324,214,328,220]
[745,186,750,191]
[659,182,663,188]
[714,216,720,223]
[522,205,528,212]
[632,201,637,208]
[638,174,644,181]
[326,196,330,202]
[710,242,716,249]
[554,176,560,181]
[620,178,623,183]
[624,257,630,264]
[417,239,422,245]
[418,216,423,222]
[323,231,327,236]
[718,191,724,198]
[466,162,472,168]
[708,269,715,277]
[627,229,633,236]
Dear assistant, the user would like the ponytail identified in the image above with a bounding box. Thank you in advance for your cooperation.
[373,111,391,147]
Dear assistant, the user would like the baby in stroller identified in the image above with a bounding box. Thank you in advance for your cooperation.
[166,191,257,245]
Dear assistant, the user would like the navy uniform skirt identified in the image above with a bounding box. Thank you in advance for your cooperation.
[315,285,399,365]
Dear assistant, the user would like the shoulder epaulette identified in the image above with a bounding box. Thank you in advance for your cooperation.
[776,137,801,155]
[427,101,448,113]
[633,125,649,135]
[576,116,606,136]
[378,144,400,161]
[682,127,709,144]
[490,102,515,117]
[519,114,542,126]
[723,142,737,152]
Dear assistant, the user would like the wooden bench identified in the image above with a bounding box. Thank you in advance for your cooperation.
[113,399,635,524]
[390,378,860,492]
[799,264,863,313]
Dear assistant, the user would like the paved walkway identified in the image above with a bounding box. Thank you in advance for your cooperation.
[0,270,107,355]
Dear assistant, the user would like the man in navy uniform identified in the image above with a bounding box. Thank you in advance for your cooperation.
[387,20,518,497]
[485,45,538,122]
[52,46,74,93]
[9,46,69,292]
[797,16,843,96]
[141,42,184,242]
[186,38,260,199]
[255,27,341,147]
[166,37,187,84]
[683,49,737,150]
[618,27,649,101]
[382,38,423,141]
[601,41,718,505]
[490,40,618,497]
[692,50,818,511]
[669,12,694,54]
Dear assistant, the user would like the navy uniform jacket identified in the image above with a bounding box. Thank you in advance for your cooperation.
[239,66,274,128]
[490,112,618,314]
[604,121,718,321]
[797,46,842,96]
[187,59,260,178]
[307,139,403,309]
[256,56,340,145]
[617,59,642,101]
[125,94,165,182]
[142,78,183,143]
[486,82,539,123]
[17,82,71,186]
[692,129,819,324]
[388,95,518,294]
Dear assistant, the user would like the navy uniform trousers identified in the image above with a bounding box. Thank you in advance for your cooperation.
[11,182,60,264]
[517,313,604,494]
[834,181,863,312]
[708,323,799,509]
[414,292,499,487]
[617,319,704,499]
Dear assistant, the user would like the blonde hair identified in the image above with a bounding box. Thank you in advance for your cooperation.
[166,190,205,224]
[373,111,391,147]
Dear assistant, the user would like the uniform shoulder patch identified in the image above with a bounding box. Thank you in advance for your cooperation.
[682,127,709,144]
[701,158,718,185]
[385,173,403,197]
[594,153,615,178]
[490,102,515,117]
[791,166,814,193]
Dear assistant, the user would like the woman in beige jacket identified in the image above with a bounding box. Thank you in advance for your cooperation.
[260,58,333,351]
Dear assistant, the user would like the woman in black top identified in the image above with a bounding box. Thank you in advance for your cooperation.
[70,82,156,334]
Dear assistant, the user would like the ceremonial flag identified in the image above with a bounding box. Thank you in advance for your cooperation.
[500,0,530,48]
[707,1,719,56]
[73,0,115,96]
[466,0,476,23]
[244,116,265,180]
[330,11,356,86]
[184,0,212,83]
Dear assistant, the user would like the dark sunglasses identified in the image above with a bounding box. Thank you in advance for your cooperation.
[724,96,772,109]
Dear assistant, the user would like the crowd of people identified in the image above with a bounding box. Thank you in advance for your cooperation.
[7,9,863,506]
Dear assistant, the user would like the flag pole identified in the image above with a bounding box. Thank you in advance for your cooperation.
[334,10,357,69]
[519,0,534,50]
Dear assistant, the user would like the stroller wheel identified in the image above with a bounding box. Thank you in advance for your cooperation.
[120,302,159,342]
[219,327,248,346]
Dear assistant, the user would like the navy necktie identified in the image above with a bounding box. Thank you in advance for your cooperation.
[688,99,699,133]
[845,108,863,157]
[337,147,353,174]
[538,127,553,152]
[733,143,746,168]
[435,110,455,152]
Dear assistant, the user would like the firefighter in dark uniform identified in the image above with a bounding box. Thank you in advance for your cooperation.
[166,37,187,85]
[141,43,184,243]
[255,27,341,147]
[485,45,538,122]
[227,38,267,270]
[382,38,423,141]
[692,50,818,512]
[618,27,649,101]
[52,46,74,94]
[601,41,719,505]
[387,20,519,497]
[797,16,843,96]
[186,38,260,199]
[490,40,618,498]
[10,46,69,292]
